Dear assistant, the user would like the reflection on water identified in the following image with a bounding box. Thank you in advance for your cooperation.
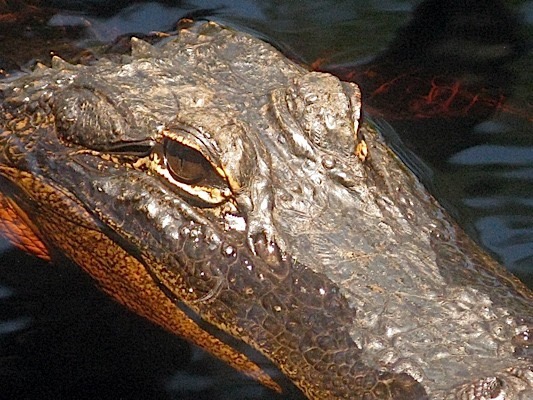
[438,110,533,285]
[475,215,533,271]
[0,0,531,399]
[450,145,533,165]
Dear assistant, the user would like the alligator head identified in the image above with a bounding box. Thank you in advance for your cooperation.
[0,21,531,399]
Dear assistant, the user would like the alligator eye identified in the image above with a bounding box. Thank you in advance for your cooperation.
[163,138,214,185]
[153,137,231,205]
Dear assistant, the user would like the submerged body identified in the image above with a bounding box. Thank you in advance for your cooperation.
[0,22,531,399]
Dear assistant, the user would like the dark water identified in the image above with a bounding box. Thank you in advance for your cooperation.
[0,1,531,399]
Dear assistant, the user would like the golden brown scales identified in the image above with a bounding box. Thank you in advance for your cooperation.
[0,166,281,393]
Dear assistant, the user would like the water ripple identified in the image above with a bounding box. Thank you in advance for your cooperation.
[449,145,533,166]
[0,317,31,335]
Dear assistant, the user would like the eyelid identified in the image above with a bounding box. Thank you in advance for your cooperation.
[105,141,154,156]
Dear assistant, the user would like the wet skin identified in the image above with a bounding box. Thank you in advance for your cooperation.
[0,22,532,399]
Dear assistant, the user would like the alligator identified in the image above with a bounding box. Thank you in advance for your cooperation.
[0,21,531,399]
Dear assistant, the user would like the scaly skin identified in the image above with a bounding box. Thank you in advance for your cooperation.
[0,21,531,399]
